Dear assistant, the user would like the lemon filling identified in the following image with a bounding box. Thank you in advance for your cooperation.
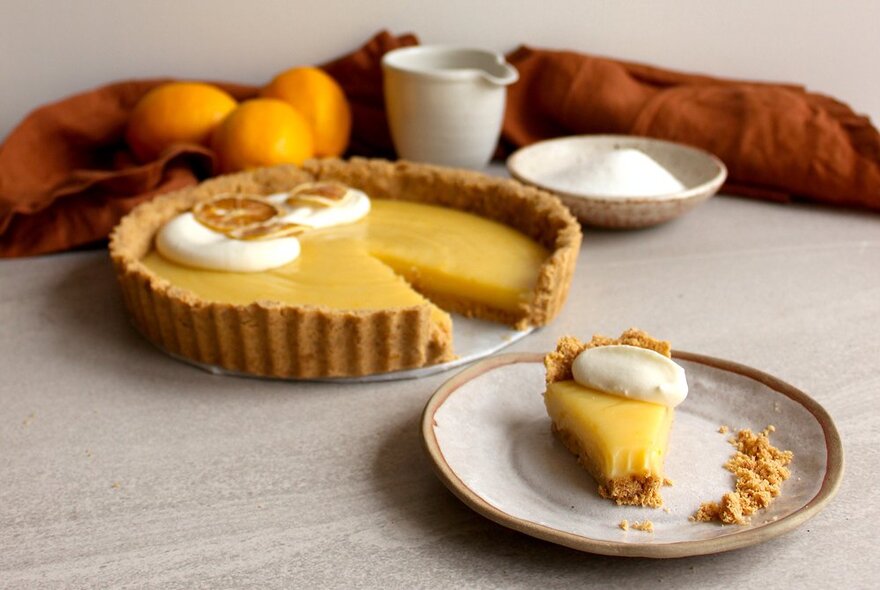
[545,381,673,481]
[143,198,549,314]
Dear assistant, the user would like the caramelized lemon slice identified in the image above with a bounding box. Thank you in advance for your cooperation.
[286,181,349,208]
[227,221,309,241]
[193,194,283,233]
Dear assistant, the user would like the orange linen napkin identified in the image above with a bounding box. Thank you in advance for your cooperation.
[1,31,877,258]
[0,80,256,257]
[0,31,414,257]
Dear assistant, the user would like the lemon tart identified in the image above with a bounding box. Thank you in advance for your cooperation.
[543,329,688,507]
[110,158,581,378]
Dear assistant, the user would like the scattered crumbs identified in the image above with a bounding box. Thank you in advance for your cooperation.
[110,482,121,490]
[718,425,729,434]
[631,520,654,533]
[663,507,672,514]
[774,402,781,413]
[692,426,793,525]
[617,518,654,533]
[22,412,35,427]
[663,477,674,487]
[84,449,92,458]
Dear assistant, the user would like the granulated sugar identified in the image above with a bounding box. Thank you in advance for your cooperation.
[541,148,686,197]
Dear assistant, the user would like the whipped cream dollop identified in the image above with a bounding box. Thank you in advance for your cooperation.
[269,186,370,228]
[155,184,370,273]
[156,213,302,272]
[571,345,688,407]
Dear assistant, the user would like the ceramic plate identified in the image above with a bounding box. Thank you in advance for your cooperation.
[157,314,532,383]
[507,135,726,229]
[422,352,843,557]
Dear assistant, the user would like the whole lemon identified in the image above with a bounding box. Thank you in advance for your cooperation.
[126,82,237,162]
[211,98,314,173]
[260,66,352,157]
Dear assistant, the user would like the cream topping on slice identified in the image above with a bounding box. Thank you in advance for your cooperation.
[571,344,688,407]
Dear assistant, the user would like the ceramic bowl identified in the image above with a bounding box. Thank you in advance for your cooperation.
[507,135,727,229]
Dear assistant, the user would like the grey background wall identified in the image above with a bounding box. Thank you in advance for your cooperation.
[2,0,878,140]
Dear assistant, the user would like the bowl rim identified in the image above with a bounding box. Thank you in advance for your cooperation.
[506,134,727,204]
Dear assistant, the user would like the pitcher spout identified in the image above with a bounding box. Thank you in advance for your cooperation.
[480,59,519,86]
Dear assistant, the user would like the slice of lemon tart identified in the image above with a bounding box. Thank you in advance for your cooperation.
[110,158,581,378]
[543,329,688,507]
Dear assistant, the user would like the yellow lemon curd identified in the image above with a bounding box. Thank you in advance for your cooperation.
[142,199,549,314]
[544,380,673,481]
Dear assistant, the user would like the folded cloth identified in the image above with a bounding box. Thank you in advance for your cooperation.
[504,46,880,210]
[0,31,414,257]
[1,31,877,257]
[0,80,261,257]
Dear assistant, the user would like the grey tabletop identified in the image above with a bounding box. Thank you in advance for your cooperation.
[1,191,878,588]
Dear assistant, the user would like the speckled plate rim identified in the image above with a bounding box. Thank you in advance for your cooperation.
[421,351,844,558]
[506,135,727,203]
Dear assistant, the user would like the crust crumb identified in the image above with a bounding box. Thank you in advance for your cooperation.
[718,425,729,434]
[599,475,664,508]
[692,426,793,525]
[631,520,654,533]
[618,519,629,531]
[663,477,674,487]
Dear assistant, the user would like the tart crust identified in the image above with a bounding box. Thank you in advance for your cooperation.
[110,158,581,378]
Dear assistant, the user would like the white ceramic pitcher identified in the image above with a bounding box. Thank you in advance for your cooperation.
[382,46,519,169]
